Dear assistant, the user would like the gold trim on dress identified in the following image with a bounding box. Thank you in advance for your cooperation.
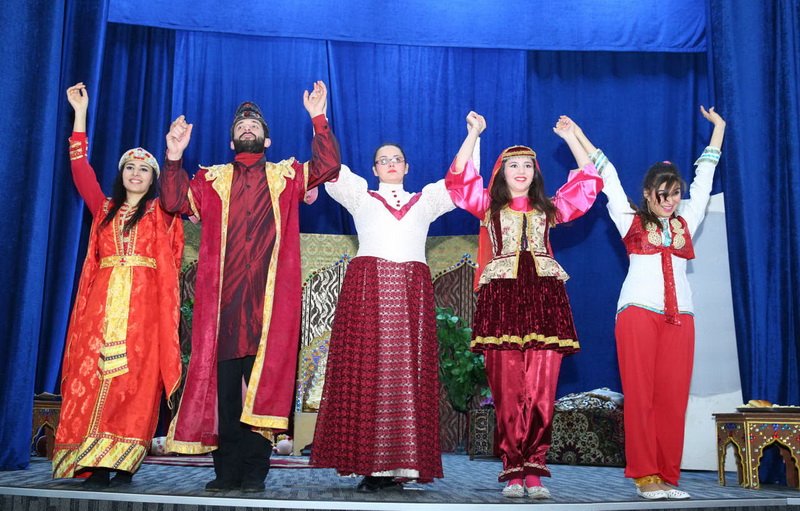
[99,255,157,268]
[52,433,149,478]
[472,332,579,350]
[671,218,686,249]
[499,466,524,478]
[188,188,201,220]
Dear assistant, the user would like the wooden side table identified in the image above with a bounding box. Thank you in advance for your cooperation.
[32,398,62,459]
[714,412,800,490]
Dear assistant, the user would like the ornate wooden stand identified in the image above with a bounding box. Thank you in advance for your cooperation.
[714,411,800,490]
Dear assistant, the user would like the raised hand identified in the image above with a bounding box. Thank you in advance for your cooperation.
[304,186,319,204]
[166,115,193,161]
[700,106,726,126]
[700,106,726,150]
[552,115,576,139]
[466,111,487,135]
[66,82,88,132]
[303,81,328,118]
[553,115,591,169]
[66,82,89,113]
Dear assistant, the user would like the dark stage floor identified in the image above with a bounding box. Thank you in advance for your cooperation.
[1,454,799,510]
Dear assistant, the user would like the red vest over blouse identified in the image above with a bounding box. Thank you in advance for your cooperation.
[622,215,694,325]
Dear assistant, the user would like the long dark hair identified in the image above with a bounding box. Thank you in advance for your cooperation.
[635,161,686,229]
[488,158,558,225]
[99,172,157,232]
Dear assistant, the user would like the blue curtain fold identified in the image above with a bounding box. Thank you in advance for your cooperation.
[0,0,109,471]
[708,1,800,484]
[708,0,800,407]
[521,50,713,395]
[90,24,176,195]
[107,0,707,53]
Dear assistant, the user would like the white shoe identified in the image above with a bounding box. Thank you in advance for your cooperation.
[526,485,551,499]
[664,488,691,500]
[637,488,667,500]
[502,483,525,498]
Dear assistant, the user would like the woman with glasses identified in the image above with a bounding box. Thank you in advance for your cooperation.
[445,112,603,499]
[311,143,455,491]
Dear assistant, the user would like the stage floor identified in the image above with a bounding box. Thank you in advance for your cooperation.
[1,454,799,510]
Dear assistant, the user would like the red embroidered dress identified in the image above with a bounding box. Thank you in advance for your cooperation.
[53,134,183,479]
[445,157,603,355]
[311,165,454,482]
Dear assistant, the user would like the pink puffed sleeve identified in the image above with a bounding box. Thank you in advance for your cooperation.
[552,162,603,223]
[445,157,490,220]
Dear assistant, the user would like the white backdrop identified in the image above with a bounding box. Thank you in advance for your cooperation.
[682,193,742,471]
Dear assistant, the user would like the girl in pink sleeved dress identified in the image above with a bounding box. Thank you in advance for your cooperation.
[445,112,603,499]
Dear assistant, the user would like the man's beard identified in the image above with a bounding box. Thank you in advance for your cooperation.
[233,136,266,154]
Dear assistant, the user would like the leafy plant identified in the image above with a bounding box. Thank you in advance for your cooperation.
[436,306,491,412]
[180,298,194,329]
[179,298,194,365]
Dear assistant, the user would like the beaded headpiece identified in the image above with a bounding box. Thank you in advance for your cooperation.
[487,145,539,193]
[117,147,159,177]
[231,101,269,138]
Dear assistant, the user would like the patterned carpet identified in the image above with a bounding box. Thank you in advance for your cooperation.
[2,454,799,510]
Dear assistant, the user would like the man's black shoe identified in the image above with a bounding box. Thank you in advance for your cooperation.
[82,469,110,490]
[241,480,266,493]
[204,478,238,492]
[109,471,133,487]
[355,476,382,493]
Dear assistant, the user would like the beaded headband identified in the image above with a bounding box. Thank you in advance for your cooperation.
[118,147,159,177]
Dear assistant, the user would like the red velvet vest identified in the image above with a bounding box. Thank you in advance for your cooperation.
[622,215,694,324]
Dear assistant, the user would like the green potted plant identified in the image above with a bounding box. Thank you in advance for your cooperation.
[436,306,491,412]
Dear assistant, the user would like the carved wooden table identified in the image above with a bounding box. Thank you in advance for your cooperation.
[32,397,62,459]
[714,411,800,490]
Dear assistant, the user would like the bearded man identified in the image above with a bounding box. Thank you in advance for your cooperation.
[159,82,340,492]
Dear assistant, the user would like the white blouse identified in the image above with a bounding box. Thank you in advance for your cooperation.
[324,165,456,264]
[591,147,721,315]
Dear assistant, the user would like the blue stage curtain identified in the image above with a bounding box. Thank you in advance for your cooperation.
[89,24,176,198]
[0,0,110,471]
[13,1,793,473]
[107,0,707,53]
[322,42,529,236]
[709,1,800,484]
[1,23,712,471]
[708,1,800,407]
[522,50,714,395]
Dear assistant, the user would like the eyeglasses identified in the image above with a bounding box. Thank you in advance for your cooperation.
[374,157,405,166]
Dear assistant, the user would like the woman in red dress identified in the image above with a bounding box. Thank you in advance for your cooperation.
[52,83,183,489]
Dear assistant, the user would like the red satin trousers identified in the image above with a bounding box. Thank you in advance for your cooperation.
[484,348,563,481]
